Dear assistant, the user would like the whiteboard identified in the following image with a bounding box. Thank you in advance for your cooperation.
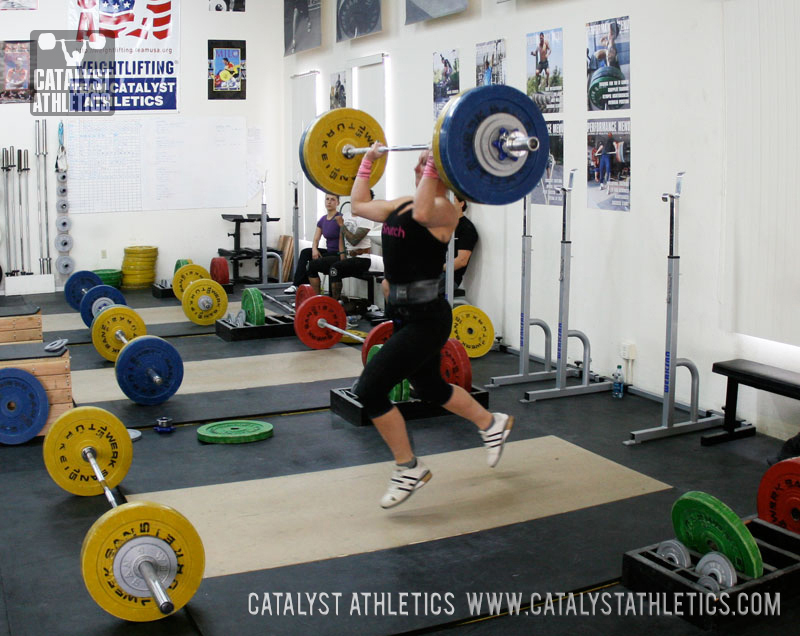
[65,116,247,213]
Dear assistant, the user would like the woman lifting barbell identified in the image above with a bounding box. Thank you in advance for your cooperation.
[351,143,513,509]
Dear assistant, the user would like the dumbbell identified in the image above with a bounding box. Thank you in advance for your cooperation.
[64,270,126,327]
[173,263,228,326]
[42,406,204,622]
[91,305,184,405]
[294,294,474,390]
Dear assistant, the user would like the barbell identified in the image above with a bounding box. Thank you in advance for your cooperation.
[64,270,127,328]
[42,406,205,621]
[90,305,184,405]
[299,84,550,206]
[172,264,229,325]
[293,294,473,390]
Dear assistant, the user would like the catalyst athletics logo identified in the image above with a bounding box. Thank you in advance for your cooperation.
[31,30,115,115]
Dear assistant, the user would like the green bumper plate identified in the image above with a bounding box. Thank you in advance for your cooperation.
[241,288,266,326]
[197,420,274,444]
[672,491,763,578]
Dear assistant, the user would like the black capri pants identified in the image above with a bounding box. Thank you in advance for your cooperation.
[354,297,454,418]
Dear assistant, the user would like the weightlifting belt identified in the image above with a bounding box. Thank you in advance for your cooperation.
[388,278,439,305]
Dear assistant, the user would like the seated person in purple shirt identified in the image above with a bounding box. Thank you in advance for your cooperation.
[284,193,344,293]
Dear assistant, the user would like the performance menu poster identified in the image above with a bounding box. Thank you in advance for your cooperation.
[526,28,563,114]
[586,16,631,111]
[587,117,631,211]
[433,49,458,120]
[530,120,564,207]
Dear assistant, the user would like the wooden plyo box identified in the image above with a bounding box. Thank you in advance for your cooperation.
[0,349,73,437]
[0,311,43,344]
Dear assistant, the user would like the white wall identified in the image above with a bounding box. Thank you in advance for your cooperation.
[285,0,800,440]
[0,0,285,283]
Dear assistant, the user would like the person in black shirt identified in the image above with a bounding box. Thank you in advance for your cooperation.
[438,196,478,296]
[350,144,513,509]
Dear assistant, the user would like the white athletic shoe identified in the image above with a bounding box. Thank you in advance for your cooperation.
[283,285,297,294]
[480,413,514,468]
[380,460,432,508]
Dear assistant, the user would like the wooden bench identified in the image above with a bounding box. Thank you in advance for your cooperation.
[702,359,799,445]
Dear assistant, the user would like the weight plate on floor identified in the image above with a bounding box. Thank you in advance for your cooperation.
[80,501,205,621]
[56,215,71,232]
[56,255,75,275]
[695,552,737,590]
[197,420,274,444]
[115,336,184,405]
[129,429,142,442]
[366,344,407,401]
[697,575,721,596]
[434,84,549,205]
[672,491,763,578]
[401,378,410,402]
[43,406,132,495]
[91,305,147,362]
[341,328,367,344]
[64,270,103,311]
[362,320,394,366]
[57,199,69,213]
[173,264,211,301]
[757,457,800,532]
[173,258,192,273]
[79,284,126,328]
[181,278,228,325]
[656,539,692,568]
[0,369,49,445]
[241,288,265,326]
[294,294,348,349]
[300,108,387,196]
[55,232,73,253]
[439,337,473,391]
[209,256,230,285]
[295,283,314,308]
[450,304,494,358]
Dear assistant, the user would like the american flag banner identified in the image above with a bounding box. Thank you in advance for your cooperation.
[68,0,180,110]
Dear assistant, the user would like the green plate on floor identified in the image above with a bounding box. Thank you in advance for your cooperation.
[197,420,274,444]
[671,491,763,578]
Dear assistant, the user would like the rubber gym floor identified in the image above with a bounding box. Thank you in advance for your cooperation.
[1,289,798,636]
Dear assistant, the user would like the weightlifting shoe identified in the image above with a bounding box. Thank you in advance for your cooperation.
[480,413,514,468]
[380,460,432,509]
[283,285,297,294]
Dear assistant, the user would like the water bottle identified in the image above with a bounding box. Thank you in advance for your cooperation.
[612,365,625,399]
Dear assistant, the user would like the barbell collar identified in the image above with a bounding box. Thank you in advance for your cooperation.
[81,447,119,508]
[317,318,365,343]
[137,560,175,615]
[341,143,430,159]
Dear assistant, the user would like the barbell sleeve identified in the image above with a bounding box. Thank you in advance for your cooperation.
[114,330,163,385]
[137,560,175,615]
[317,318,365,343]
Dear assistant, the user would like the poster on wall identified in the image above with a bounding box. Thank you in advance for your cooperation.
[0,41,33,104]
[336,0,382,43]
[530,120,564,206]
[0,1,37,8]
[475,39,505,86]
[405,0,466,25]
[330,71,347,109]
[433,49,458,120]
[208,40,246,100]
[587,118,631,211]
[586,16,630,111]
[67,0,180,112]
[209,0,244,11]
[526,28,563,114]
[284,0,321,56]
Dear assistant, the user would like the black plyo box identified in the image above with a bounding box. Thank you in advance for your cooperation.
[330,386,490,427]
[215,315,295,341]
[622,517,800,630]
[151,282,234,299]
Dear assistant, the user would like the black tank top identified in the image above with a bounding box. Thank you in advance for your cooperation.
[381,201,448,284]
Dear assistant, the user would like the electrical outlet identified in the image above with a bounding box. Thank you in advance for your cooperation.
[620,341,637,361]
[101,249,107,259]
